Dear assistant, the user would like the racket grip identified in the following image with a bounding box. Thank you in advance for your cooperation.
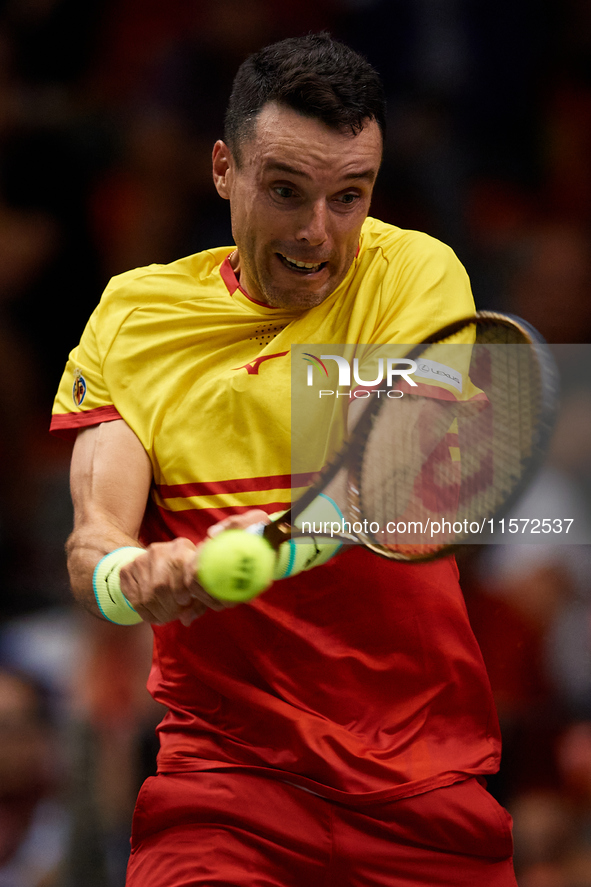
[246,517,294,551]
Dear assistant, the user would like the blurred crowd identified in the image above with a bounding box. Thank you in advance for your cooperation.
[0,0,590,884]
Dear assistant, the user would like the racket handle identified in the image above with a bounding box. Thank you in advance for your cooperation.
[244,515,294,550]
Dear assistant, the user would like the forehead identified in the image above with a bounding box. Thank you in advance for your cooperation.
[239,102,383,179]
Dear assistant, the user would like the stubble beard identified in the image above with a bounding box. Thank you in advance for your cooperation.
[238,245,333,311]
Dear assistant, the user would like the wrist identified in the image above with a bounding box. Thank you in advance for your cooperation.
[93,547,145,625]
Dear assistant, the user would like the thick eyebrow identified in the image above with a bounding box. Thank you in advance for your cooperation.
[265,161,377,184]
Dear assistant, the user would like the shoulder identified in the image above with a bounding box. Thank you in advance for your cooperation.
[359,217,466,272]
[84,246,233,357]
[352,218,474,338]
[102,246,233,309]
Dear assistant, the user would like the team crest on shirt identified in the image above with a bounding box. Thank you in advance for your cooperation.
[73,369,86,406]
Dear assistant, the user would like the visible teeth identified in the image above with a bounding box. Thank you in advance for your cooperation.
[281,254,322,271]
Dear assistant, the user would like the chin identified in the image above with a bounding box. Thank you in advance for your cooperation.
[264,276,337,310]
[268,289,330,310]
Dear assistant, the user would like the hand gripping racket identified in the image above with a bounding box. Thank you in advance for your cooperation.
[197,312,559,601]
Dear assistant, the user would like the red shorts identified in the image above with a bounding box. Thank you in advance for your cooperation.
[126,771,516,887]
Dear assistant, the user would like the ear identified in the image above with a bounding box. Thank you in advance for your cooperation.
[212,140,234,199]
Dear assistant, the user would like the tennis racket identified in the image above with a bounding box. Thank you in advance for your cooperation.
[197,311,559,600]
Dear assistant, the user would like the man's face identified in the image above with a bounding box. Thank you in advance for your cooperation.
[212,103,382,310]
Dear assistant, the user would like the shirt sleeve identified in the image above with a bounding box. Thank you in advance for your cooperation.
[355,231,479,403]
[372,229,476,343]
[50,300,122,440]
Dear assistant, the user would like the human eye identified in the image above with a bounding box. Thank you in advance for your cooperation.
[334,190,362,208]
[272,185,297,201]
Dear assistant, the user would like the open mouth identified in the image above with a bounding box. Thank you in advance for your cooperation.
[278,253,327,274]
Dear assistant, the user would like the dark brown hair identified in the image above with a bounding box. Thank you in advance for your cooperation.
[224,33,386,164]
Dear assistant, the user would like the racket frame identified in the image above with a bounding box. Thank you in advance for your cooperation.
[263,311,559,562]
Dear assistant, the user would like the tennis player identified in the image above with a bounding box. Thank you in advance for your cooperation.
[51,33,517,886]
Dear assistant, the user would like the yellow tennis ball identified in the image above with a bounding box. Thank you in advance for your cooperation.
[197,529,276,602]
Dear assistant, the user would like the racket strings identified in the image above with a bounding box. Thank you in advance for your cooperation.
[347,326,547,560]
[462,345,537,528]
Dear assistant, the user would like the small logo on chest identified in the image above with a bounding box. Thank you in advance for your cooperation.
[233,351,289,375]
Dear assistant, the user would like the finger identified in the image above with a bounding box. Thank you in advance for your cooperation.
[165,537,208,608]
[178,601,207,627]
[175,548,228,611]
[207,509,271,538]
[130,601,167,626]
[121,553,187,623]
[120,571,173,625]
[189,579,232,611]
[150,539,196,608]
[140,540,195,610]
[123,571,205,626]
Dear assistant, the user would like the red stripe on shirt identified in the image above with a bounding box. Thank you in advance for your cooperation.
[50,405,123,440]
[141,498,292,545]
[157,472,318,500]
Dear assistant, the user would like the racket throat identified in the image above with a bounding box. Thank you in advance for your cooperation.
[263,519,293,550]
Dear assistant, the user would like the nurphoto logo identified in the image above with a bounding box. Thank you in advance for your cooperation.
[303,353,418,399]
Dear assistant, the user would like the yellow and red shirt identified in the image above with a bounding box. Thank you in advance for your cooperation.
[51,218,501,802]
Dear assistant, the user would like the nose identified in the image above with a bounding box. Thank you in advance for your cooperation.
[296,200,328,246]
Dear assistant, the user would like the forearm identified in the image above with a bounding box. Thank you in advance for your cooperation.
[67,421,152,619]
[66,423,267,626]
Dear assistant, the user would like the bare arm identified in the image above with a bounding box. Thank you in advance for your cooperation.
[67,419,151,603]
[67,420,209,625]
[67,420,270,626]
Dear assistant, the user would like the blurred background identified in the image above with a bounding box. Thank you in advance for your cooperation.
[0,0,590,884]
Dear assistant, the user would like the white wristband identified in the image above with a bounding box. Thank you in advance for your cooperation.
[93,547,145,625]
